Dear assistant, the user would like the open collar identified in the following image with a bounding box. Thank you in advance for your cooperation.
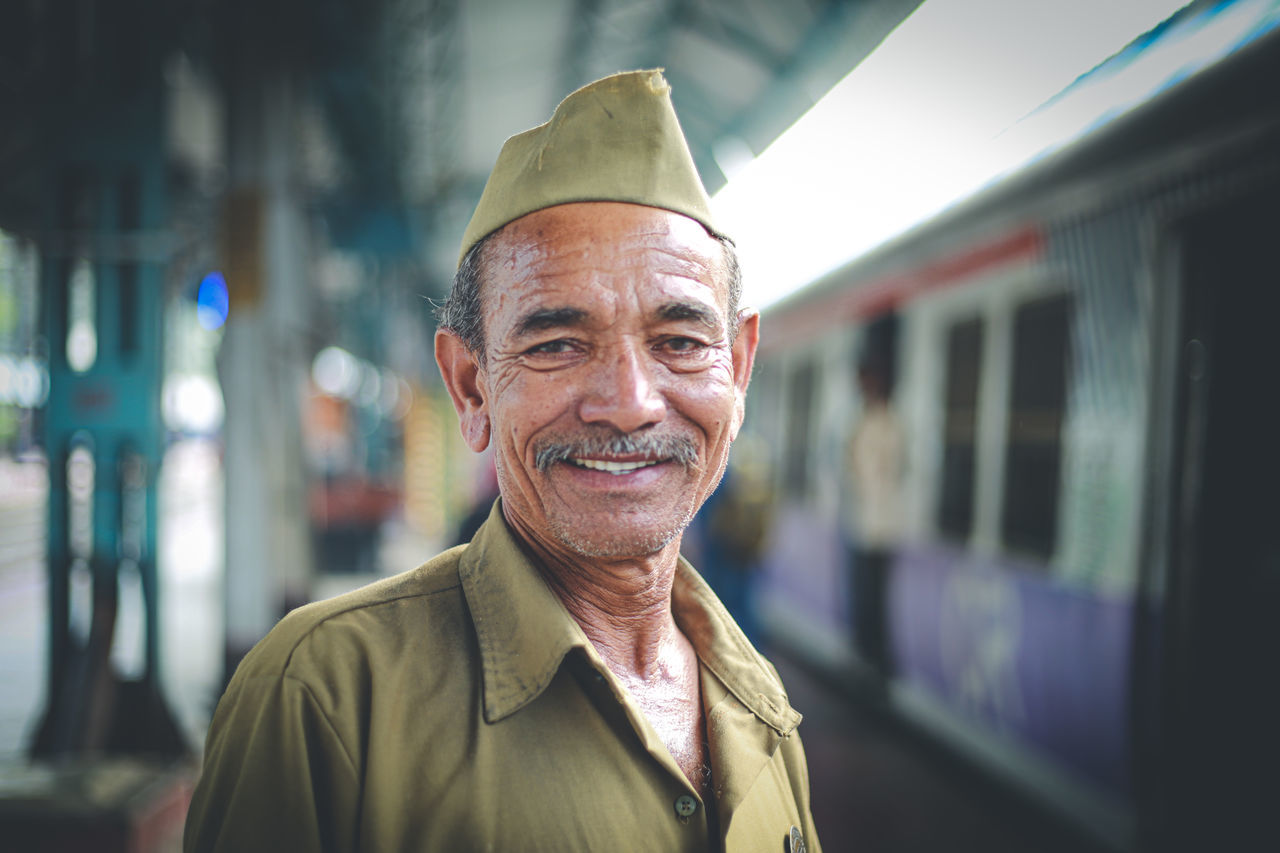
[672,561,802,736]
[459,500,800,735]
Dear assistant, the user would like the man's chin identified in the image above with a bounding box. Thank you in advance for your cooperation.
[549,517,688,560]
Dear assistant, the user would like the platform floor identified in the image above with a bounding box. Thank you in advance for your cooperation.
[770,651,1111,853]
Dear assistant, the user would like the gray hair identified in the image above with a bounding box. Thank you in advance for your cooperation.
[435,229,743,361]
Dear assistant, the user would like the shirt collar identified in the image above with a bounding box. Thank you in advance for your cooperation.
[459,500,800,735]
[458,501,588,724]
[672,561,802,735]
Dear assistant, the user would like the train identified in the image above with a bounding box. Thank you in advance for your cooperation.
[743,6,1280,851]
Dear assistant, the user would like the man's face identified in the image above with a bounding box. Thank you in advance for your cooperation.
[437,201,758,561]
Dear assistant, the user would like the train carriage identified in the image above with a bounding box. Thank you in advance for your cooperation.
[747,14,1280,851]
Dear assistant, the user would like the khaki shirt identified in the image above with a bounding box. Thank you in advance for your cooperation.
[185,504,822,852]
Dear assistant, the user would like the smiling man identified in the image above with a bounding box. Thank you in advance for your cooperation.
[185,70,820,853]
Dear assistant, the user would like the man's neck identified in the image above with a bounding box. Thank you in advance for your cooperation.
[521,534,686,680]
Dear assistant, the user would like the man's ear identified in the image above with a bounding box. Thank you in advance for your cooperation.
[729,308,760,440]
[435,329,491,452]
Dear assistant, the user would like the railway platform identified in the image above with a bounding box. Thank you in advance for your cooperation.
[770,651,1112,853]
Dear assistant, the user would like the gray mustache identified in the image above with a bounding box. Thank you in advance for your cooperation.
[534,432,699,472]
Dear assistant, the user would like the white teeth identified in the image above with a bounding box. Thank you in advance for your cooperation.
[573,458,659,474]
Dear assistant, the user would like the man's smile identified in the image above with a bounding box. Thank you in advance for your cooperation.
[570,457,663,474]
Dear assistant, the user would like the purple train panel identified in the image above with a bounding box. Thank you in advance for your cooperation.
[759,504,848,631]
[890,543,1134,798]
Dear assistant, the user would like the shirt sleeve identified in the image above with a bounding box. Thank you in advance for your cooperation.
[184,673,361,853]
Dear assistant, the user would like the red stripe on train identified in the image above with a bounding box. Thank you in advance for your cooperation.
[761,225,1044,348]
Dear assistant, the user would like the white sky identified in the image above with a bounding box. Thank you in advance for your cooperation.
[711,0,1212,309]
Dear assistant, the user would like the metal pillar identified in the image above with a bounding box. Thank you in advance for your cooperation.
[32,79,185,758]
[218,67,315,681]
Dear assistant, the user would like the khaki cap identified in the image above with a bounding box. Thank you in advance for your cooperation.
[458,69,725,266]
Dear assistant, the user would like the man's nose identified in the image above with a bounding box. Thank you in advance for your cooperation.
[578,343,667,433]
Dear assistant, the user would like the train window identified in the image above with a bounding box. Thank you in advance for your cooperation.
[938,317,984,541]
[1001,294,1071,560]
[783,359,816,497]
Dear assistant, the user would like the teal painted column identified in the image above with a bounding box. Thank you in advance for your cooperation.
[32,78,183,758]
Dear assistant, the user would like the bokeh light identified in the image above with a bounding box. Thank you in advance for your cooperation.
[196,271,230,330]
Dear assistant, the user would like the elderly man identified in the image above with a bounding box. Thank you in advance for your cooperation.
[185,70,820,853]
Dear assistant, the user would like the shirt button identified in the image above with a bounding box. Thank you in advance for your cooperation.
[789,825,807,853]
[674,794,698,819]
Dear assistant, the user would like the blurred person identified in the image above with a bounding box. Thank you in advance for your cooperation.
[843,319,904,686]
[451,452,498,546]
[684,433,773,645]
[185,71,821,853]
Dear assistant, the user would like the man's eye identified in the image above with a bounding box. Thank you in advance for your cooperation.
[526,339,577,355]
[660,337,707,353]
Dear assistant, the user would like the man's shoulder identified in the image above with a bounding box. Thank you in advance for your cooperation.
[296,543,470,620]
[233,544,471,681]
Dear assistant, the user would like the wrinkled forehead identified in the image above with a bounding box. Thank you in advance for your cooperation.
[481,202,730,311]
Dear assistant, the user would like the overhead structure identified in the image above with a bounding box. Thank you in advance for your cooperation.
[1,0,926,291]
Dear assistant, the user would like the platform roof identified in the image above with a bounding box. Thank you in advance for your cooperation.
[0,0,924,292]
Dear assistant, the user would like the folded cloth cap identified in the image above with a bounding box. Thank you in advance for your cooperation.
[458,69,726,266]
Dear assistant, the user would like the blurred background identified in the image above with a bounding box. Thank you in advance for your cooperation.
[1,0,1277,851]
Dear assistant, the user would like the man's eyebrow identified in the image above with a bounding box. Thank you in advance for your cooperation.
[514,306,589,338]
[656,301,721,331]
